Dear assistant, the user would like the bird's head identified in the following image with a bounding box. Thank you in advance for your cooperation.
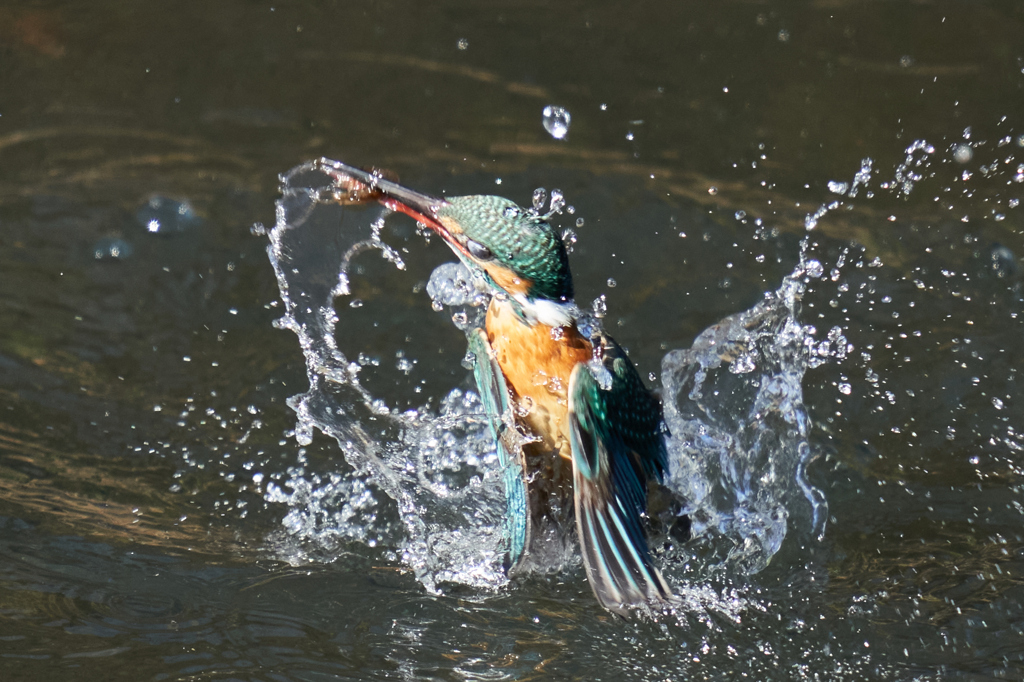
[326,161,574,326]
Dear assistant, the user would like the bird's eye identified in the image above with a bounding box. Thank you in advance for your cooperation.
[465,239,494,260]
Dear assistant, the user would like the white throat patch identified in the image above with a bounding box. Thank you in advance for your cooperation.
[513,294,575,327]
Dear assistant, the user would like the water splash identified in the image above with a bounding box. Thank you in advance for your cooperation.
[661,254,832,575]
[266,161,508,592]
[887,139,935,197]
[264,159,833,597]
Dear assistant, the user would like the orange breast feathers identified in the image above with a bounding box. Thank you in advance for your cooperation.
[485,299,592,459]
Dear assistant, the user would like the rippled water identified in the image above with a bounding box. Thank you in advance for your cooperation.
[2,0,1023,679]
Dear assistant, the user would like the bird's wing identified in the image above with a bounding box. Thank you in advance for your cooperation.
[568,334,671,614]
[467,327,529,568]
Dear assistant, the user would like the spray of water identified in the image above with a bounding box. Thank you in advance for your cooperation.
[266,161,508,591]
[660,248,838,575]
[263,159,843,599]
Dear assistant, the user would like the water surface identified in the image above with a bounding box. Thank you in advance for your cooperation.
[1,1,1023,679]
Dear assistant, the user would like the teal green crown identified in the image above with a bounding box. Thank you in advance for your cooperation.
[439,195,574,303]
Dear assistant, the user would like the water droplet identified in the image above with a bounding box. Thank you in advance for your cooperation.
[561,228,577,252]
[349,299,363,308]
[502,205,520,219]
[587,360,614,391]
[599,103,608,111]
[827,180,849,195]
[899,55,914,68]
[992,397,1005,410]
[803,259,824,279]
[592,294,607,318]
[532,188,547,213]
[427,262,478,309]
[708,186,718,195]
[777,28,790,42]
[990,245,1018,278]
[548,189,565,215]
[838,383,852,395]
[549,326,565,341]
[730,354,756,374]
[456,38,469,50]
[542,106,570,140]
[136,195,200,234]
[92,237,134,260]
[576,314,600,340]
[625,131,635,141]
[575,217,585,228]
[607,278,617,288]
[952,143,973,164]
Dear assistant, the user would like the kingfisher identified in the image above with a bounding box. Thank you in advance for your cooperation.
[322,160,675,614]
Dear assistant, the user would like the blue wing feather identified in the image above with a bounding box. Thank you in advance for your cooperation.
[467,328,529,569]
[568,334,671,614]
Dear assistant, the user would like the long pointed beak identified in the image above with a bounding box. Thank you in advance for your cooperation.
[317,158,452,235]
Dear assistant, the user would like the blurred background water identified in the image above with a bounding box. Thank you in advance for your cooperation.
[1,1,1023,679]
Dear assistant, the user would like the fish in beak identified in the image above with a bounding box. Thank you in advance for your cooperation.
[318,159,456,238]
